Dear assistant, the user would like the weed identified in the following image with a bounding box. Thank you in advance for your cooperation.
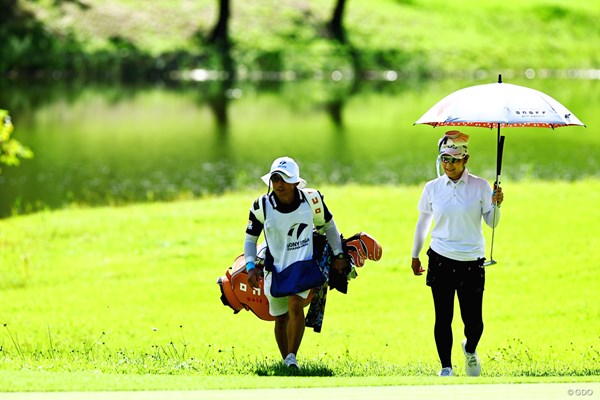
[2,324,24,362]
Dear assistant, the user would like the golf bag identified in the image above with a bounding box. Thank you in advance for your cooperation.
[217,232,382,321]
[216,246,278,322]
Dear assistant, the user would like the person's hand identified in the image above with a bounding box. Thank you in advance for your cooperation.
[492,184,504,206]
[332,256,348,273]
[248,267,262,288]
[411,258,425,276]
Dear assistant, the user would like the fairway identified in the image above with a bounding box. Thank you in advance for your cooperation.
[1,383,599,400]
[0,180,599,390]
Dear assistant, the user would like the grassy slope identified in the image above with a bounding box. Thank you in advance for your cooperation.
[23,0,600,73]
[0,180,599,390]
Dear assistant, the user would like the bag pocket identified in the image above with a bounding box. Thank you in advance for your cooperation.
[270,259,325,298]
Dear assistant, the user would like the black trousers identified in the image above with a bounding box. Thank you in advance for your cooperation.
[426,248,485,369]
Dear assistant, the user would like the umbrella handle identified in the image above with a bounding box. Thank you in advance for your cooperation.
[488,129,505,267]
[496,134,505,181]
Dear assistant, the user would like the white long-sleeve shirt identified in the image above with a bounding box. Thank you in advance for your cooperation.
[412,168,500,261]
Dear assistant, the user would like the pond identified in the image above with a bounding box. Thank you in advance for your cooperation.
[0,75,598,217]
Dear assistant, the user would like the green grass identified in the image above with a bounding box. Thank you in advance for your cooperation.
[0,180,599,390]
[0,371,597,392]
[22,0,600,74]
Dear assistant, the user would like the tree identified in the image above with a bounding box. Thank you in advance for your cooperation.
[328,0,347,43]
[205,0,236,135]
[0,110,33,173]
[208,0,231,47]
[0,0,88,74]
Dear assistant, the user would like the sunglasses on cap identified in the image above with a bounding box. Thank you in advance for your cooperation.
[440,155,463,164]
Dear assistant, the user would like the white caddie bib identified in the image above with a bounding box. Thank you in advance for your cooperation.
[263,199,314,273]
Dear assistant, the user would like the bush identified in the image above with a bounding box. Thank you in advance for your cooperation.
[0,110,33,173]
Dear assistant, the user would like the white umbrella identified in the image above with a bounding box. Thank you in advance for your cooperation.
[415,75,584,129]
[414,74,586,265]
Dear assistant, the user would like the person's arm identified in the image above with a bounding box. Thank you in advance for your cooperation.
[483,207,501,228]
[483,184,504,228]
[411,211,432,275]
[245,209,263,287]
[323,218,348,272]
[244,233,263,288]
[318,193,347,271]
[244,234,259,266]
[323,218,343,256]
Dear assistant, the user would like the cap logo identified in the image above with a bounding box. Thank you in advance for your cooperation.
[262,156,306,189]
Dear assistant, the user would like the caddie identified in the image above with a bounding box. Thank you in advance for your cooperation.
[244,156,348,369]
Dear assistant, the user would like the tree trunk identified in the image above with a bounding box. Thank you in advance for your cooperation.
[208,0,231,46]
[329,0,347,43]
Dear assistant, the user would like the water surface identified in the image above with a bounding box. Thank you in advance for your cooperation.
[0,77,597,217]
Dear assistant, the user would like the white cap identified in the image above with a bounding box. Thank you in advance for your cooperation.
[438,130,469,159]
[261,156,306,189]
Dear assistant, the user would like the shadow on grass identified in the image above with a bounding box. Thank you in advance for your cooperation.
[254,360,334,377]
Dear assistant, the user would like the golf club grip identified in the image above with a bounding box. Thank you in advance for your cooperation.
[497,135,505,177]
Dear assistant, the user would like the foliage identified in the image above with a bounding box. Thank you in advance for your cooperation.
[0,0,83,74]
[1,0,599,79]
[0,109,33,173]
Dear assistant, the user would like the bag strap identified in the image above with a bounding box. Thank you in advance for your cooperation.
[253,189,325,230]
[301,188,326,232]
[252,194,268,224]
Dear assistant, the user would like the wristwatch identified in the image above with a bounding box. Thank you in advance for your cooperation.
[334,253,345,260]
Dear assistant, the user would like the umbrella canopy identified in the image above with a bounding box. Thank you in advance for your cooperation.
[414,75,585,265]
[415,77,585,129]
[414,75,586,179]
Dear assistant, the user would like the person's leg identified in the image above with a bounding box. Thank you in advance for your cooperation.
[286,294,306,356]
[431,285,456,368]
[274,313,289,359]
[265,273,292,359]
[457,286,484,353]
[457,275,484,377]
[457,264,485,353]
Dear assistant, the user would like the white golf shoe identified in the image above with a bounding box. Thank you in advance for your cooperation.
[437,367,454,376]
[284,353,299,369]
[462,339,481,376]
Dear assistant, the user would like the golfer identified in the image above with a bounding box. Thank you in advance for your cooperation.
[410,131,504,377]
[244,156,348,369]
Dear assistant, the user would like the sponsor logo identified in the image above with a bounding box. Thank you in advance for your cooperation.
[240,282,262,296]
[275,160,291,173]
[287,223,310,250]
[287,237,310,251]
[515,110,547,118]
[239,282,262,296]
[287,223,309,239]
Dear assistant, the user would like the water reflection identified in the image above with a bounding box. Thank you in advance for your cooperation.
[0,77,597,217]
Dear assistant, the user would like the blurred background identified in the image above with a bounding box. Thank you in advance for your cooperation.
[1,0,599,217]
